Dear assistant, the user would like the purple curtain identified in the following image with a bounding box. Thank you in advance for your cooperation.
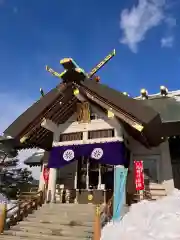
[48,141,126,168]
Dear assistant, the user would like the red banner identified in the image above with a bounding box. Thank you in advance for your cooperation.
[134,160,144,191]
[43,166,50,185]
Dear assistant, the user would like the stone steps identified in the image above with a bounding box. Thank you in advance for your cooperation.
[25,215,94,223]
[27,212,94,218]
[2,231,91,240]
[142,182,167,200]
[41,203,95,210]
[23,218,94,226]
[0,237,81,240]
[12,223,93,231]
[2,203,94,239]
[32,210,94,216]
[3,228,92,238]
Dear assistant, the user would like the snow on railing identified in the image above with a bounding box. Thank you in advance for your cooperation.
[0,191,44,233]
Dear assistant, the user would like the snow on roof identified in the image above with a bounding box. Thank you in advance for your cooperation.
[24,149,45,165]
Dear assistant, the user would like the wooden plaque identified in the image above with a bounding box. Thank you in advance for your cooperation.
[76,102,90,123]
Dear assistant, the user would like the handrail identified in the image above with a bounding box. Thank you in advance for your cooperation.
[6,204,18,213]
[30,187,38,192]
[0,190,44,233]
[93,194,114,240]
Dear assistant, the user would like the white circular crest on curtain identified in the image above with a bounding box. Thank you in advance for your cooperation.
[63,149,75,161]
[91,148,104,160]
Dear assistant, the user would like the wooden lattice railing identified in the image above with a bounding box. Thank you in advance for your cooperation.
[0,190,44,233]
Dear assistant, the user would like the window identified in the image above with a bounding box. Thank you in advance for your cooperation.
[132,155,160,183]
[143,159,158,182]
[59,132,83,142]
[88,129,115,139]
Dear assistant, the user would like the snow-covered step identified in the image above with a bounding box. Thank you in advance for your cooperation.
[144,182,166,200]
[148,182,166,189]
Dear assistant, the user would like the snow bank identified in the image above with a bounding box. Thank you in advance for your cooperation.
[101,189,180,240]
[0,193,19,221]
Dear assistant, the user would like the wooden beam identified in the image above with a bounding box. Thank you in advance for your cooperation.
[41,118,58,133]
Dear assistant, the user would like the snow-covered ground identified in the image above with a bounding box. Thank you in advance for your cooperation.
[101,189,180,240]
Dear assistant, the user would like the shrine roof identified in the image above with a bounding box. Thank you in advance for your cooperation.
[3,53,180,150]
[4,83,65,139]
[4,83,78,150]
[140,96,180,137]
[81,79,159,125]
[24,155,43,167]
[1,80,162,149]
[24,150,46,167]
[142,97,180,123]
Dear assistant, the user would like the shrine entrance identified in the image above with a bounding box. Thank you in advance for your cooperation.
[76,157,114,204]
[48,141,127,204]
[77,158,114,190]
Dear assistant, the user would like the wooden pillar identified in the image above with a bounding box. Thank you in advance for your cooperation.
[0,203,6,233]
[86,158,89,190]
[74,162,78,189]
[93,205,101,240]
[74,161,78,203]
[98,164,102,190]
[47,168,57,203]
[38,164,45,191]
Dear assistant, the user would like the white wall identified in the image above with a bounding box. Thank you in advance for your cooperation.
[53,114,123,146]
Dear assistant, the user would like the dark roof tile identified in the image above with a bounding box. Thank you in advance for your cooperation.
[4,83,66,138]
[81,79,159,125]
[143,97,180,122]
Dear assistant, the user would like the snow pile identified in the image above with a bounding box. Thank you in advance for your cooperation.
[0,193,9,204]
[101,189,180,240]
[0,193,19,220]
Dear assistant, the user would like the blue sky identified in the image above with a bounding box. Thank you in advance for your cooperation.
[0,0,180,178]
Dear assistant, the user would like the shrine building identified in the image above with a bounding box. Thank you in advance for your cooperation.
[1,52,180,204]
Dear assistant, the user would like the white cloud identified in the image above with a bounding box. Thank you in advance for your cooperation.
[0,92,40,180]
[160,17,176,48]
[161,35,174,47]
[120,0,175,53]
